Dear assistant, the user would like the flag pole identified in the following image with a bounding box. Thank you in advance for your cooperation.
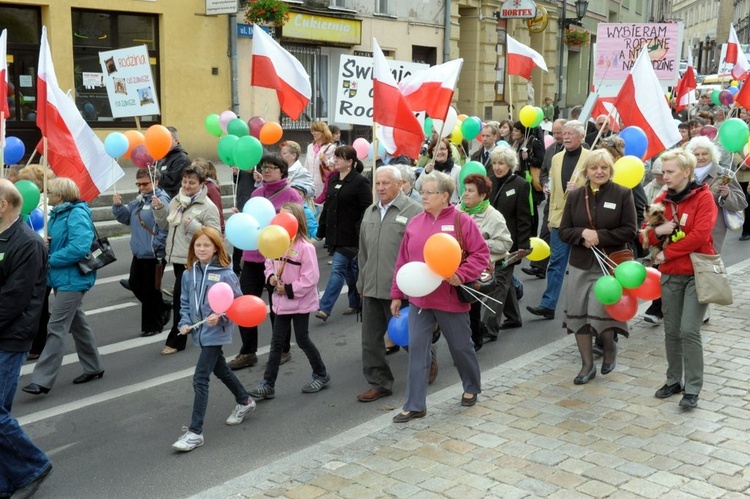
[371,123,379,199]
[42,137,49,239]
[25,149,38,167]
[589,105,616,150]
[0,112,5,180]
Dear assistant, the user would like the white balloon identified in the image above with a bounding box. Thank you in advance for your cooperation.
[432,106,458,138]
[396,261,443,298]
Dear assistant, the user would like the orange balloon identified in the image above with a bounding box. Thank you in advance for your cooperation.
[123,130,145,159]
[457,113,469,122]
[144,124,173,160]
[423,233,462,279]
[259,122,283,145]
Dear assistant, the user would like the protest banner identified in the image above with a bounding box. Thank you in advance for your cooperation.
[99,45,160,118]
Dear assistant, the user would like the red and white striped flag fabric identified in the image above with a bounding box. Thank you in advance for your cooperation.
[735,78,750,110]
[726,25,749,80]
[372,39,424,159]
[674,51,697,112]
[36,26,123,202]
[251,25,311,120]
[0,29,9,118]
[398,58,463,121]
[507,34,548,80]
[613,48,681,160]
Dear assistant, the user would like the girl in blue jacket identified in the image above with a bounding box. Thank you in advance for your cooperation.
[172,227,255,452]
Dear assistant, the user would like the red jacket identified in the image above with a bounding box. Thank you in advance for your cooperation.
[641,182,717,275]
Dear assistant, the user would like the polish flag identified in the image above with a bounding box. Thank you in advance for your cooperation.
[372,39,424,159]
[398,58,463,121]
[735,79,750,111]
[0,29,9,118]
[36,26,124,202]
[251,25,311,120]
[674,52,697,112]
[591,96,620,132]
[613,48,681,160]
[726,25,749,80]
[507,34,548,80]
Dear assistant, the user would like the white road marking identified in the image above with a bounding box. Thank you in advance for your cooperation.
[94,267,173,286]
[85,302,138,316]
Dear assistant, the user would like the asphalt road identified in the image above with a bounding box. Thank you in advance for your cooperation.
[13,232,748,498]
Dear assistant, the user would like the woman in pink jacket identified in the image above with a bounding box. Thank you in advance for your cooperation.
[249,203,330,400]
[390,171,489,423]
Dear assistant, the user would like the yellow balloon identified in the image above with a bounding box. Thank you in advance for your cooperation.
[450,124,463,145]
[526,237,551,261]
[731,80,739,87]
[612,155,645,189]
[258,225,290,259]
[519,105,537,128]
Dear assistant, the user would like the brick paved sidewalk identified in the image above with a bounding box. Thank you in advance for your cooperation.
[196,260,750,499]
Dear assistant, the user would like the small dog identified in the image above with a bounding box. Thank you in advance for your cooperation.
[641,202,668,266]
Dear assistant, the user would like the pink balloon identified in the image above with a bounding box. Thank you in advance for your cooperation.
[219,110,237,132]
[700,125,718,140]
[544,135,554,148]
[248,116,266,139]
[352,137,370,159]
[207,282,234,314]
[131,145,155,169]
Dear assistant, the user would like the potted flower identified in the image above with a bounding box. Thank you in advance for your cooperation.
[563,28,590,51]
[245,0,290,27]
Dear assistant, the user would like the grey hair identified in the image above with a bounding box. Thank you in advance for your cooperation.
[563,120,585,137]
[420,170,455,198]
[395,164,415,185]
[376,165,402,182]
[685,136,719,165]
[489,145,518,171]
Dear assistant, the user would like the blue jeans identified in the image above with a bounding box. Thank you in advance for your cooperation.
[190,346,250,434]
[540,228,571,311]
[318,250,360,315]
[0,351,51,496]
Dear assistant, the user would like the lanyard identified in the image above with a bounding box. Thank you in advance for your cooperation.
[192,263,211,321]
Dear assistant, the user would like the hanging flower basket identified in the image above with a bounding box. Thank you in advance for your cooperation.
[563,28,590,51]
[245,0,290,27]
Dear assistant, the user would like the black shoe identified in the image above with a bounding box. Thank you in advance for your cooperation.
[483,331,498,342]
[11,463,52,498]
[385,345,400,355]
[526,305,555,319]
[521,267,546,279]
[21,383,50,395]
[515,281,524,300]
[141,331,159,337]
[601,342,617,374]
[679,393,699,409]
[654,382,683,399]
[392,410,426,423]
[73,371,104,384]
[740,234,750,241]
[119,279,132,291]
[461,393,478,406]
[573,365,596,385]
[499,321,522,330]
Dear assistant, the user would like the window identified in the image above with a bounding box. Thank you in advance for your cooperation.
[72,9,160,126]
[0,5,42,123]
[330,0,350,8]
[375,0,394,16]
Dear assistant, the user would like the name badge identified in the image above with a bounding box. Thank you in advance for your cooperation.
[0,253,4,262]
[604,202,617,210]
[142,205,151,211]
[191,209,202,215]
[160,165,167,171]
[335,184,342,189]
[680,213,688,225]
[208,273,221,282]
[395,215,408,224]
[289,249,299,257]
[441,225,454,232]
[505,189,516,197]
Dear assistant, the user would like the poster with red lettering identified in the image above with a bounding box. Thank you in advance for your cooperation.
[99,45,161,118]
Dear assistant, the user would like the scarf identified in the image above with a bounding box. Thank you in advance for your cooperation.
[666,180,700,204]
[167,187,204,226]
[434,157,454,174]
[460,199,489,215]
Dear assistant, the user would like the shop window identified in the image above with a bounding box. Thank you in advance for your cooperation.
[71,9,159,126]
[0,5,42,123]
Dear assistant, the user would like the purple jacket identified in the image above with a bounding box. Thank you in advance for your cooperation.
[391,205,490,313]
[242,178,303,263]
[264,238,319,315]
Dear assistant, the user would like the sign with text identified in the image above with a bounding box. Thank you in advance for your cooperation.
[99,45,160,118]
[282,13,361,45]
[498,0,537,19]
[595,23,682,84]
[206,0,238,15]
[334,55,427,126]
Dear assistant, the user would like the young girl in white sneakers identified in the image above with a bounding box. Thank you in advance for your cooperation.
[172,227,255,452]
[249,202,330,400]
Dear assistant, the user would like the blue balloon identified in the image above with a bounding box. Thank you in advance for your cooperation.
[104,132,129,159]
[619,126,648,159]
[243,197,276,228]
[496,140,510,147]
[387,305,410,347]
[225,213,261,250]
[4,136,25,164]
[728,86,739,96]
[25,207,44,231]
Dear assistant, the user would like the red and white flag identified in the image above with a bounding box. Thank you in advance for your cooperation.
[613,48,681,160]
[507,34,548,80]
[372,39,424,159]
[726,25,749,80]
[251,25,311,120]
[398,58,463,121]
[0,29,9,119]
[735,79,750,110]
[674,51,697,112]
[36,26,124,202]
[591,96,620,132]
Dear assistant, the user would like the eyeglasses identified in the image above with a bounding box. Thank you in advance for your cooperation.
[420,190,443,197]
[260,165,280,171]
[135,182,151,187]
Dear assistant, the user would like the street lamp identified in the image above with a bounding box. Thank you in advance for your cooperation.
[557,0,589,109]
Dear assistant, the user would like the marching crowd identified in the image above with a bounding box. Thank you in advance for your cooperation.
[2,100,750,495]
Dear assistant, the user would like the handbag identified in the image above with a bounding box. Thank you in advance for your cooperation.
[584,188,634,265]
[454,212,496,303]
[723,208,745,232]
[689,253,733,305]
[77,226,117,275]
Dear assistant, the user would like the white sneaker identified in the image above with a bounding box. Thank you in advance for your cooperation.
[226,398,256,425]
[172,427,204,452]
[643,314,662,325]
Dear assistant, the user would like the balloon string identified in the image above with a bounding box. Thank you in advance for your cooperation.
[591,247,610,275]
[591,247,615,275]
[458,285,503,314]
[180,313,225,334]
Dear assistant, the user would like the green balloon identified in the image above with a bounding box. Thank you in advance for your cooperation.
[217,135,239,165]
[532,107,545,128]
[423,117,433,136]
[15,180,40,216]
[458,160,487,197]
[234,135,264,171]
[205,114,222,137]
[710,89,721,106]
[718,118,750,153]
[227,118,250,137]
[461,117,482,140]
[613,260,647,289]
[594,275,623,305]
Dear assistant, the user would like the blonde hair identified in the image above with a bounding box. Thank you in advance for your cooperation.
[310,121,333,144]
[18,164,55,192]
[659,148,697,179]
[47,177,80,202]
[186,227,231,268]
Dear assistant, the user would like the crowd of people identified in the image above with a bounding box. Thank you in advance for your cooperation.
[2,98,750,492]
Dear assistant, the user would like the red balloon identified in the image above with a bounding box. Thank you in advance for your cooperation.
[630,267,662,300]
[226,295,267,327]
[605,290,638,321]
[248,116,266,139]
[271,211,299,240]
[131,145,155,169]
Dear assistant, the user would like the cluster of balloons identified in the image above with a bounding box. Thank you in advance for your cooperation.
[518,105,546,129]
[207,282,267,328]
[709,84,741,108]
[3,136,26,164]
[225,197,299,260]
[420,106,485,147]
[205,111,283,171]
[103,125,174,169]
[593,261,661,321]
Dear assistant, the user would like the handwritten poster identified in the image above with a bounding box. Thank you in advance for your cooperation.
[99,45,160,118]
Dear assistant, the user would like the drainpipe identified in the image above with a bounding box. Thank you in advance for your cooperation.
[229,14,240,115]
[444,0,451,62]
